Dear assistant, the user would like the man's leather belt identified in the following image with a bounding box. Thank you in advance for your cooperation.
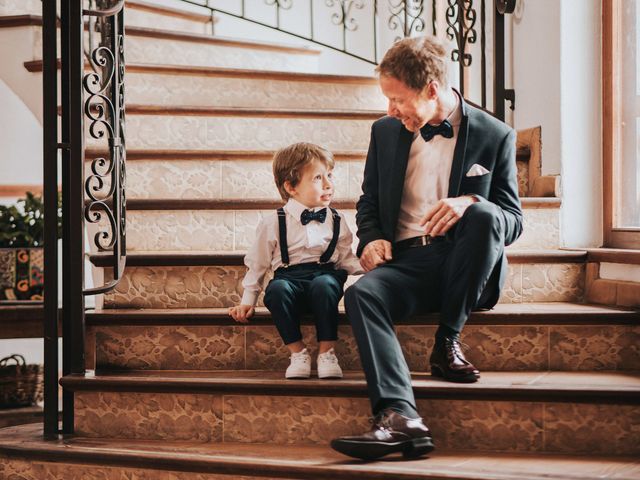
[394,234,445,250]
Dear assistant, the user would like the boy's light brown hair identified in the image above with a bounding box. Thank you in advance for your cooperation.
[273,142,334,201]
[376,36,449,91]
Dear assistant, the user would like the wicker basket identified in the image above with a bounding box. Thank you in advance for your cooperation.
[0,354,43,408]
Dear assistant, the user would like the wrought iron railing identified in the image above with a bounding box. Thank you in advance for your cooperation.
[181,0,516,118]
[41,0,514,438]
[42,0,126,437]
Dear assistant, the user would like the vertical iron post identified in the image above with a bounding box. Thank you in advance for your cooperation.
[493,0,506,120]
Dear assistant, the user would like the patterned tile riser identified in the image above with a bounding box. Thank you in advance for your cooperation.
[92,324,640,372]
[127,73,387,110]
[73,392,640,455]
[112,208,558,252]
[102,264,584,309]
[86,116,372,151]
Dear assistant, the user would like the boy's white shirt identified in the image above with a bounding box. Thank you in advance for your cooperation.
[241,198,363,306]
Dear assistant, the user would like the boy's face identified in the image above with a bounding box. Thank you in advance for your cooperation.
[285,159,334,209]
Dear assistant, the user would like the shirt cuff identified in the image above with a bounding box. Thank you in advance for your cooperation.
[241,290,259,307]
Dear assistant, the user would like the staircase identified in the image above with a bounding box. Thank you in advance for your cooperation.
[1,2,639,479]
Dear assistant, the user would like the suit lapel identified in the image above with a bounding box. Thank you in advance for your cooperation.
[447,92,471,198]
[389,125,413,231]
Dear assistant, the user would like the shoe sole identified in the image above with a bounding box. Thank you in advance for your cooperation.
[430,365,479,383]
[330,437,435,461]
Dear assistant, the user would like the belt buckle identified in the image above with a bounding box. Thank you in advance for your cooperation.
[420,235,431,246]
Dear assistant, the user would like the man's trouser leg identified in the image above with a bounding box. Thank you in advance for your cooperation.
[440,202,506,334]
[344,245,447,413]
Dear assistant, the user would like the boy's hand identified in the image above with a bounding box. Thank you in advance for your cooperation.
[228,305,255,323]
[360,239,393,272]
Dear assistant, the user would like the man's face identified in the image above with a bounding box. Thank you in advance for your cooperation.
[380,75,437,132]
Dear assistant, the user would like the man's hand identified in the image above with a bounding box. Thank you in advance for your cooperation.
[360,239,393,272]
[420,195,478,237]
[228,304,255,323]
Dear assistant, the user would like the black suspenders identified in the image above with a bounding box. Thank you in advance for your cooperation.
[276,207,341,268]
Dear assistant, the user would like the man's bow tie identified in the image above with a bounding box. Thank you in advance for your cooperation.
[300,208,327,225]
[420,119,454,142]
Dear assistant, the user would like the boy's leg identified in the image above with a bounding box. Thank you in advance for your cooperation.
[306,270,347,352]
[264,277,305,347]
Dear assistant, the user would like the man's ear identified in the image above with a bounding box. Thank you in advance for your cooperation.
[422,81,438,100]
[283,180,296,197]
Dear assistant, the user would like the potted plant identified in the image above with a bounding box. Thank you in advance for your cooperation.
[0,192,61,303]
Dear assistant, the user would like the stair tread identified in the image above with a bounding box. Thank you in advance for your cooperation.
[60,370,640,402]
[89,249,588,267]
[3,424,638,480]
[124,197,562,210]
[3,15,322,54]
[86,302,640,326]
[124,104,385,118]
[26,59,379,83]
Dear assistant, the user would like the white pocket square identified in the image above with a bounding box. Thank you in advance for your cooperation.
[466,164,490,177]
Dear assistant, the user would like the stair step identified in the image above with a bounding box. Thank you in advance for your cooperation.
[57,371,640,454]
[86,106,377,151]
[92,250,586,267]
[113,199,560,252]
[124,0,213,35]
[3,424,639,480]
[86,302,640,326]
[93,250,586,308]
[84,303,640,373]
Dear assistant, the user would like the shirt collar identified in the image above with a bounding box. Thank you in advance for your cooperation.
[284,198,323,220]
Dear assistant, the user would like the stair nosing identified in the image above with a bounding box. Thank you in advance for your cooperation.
[84,148,368,161]
[25,59,379,84]
[2,424,628,480]
[89,250,587,267]
[121,198,562,211]
[85,303,640,326]
[59,371,640,404]
[123,104,385,119]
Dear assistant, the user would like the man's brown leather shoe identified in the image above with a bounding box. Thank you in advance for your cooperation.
[430,337,480,383]
[330,409,435,460]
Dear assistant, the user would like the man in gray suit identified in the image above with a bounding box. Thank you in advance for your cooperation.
[331,36,523,460]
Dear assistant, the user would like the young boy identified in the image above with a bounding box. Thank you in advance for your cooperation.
[228,142,362,379]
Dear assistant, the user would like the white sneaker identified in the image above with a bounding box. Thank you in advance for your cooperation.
[317,348,343,379]
[285,348,311,379]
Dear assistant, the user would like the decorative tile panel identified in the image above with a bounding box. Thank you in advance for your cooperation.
[128,73,386,110]
[75,392,223,441]
[223,395,371,444]
[521,264,584,302]
[95,326,245,370]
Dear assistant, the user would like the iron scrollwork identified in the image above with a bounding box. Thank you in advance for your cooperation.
[326,0,365,32]
[388,0,425,41]
[446,0,476,67]
[82,0,126,295]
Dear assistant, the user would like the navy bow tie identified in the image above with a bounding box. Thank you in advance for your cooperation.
[300,208,327,225]
[420,120,454,142]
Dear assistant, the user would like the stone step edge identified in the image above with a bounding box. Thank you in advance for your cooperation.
[122,198,561,210]
[3,16,322,55]
[85,148,367,161]
[59,371,640,404]
[115,104,386,119]
[84,302,640,326]
[89,250,587,267]
[2,425,630,480]
[25,60,378,84]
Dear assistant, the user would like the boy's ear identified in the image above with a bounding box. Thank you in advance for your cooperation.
[283,180,296,197]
